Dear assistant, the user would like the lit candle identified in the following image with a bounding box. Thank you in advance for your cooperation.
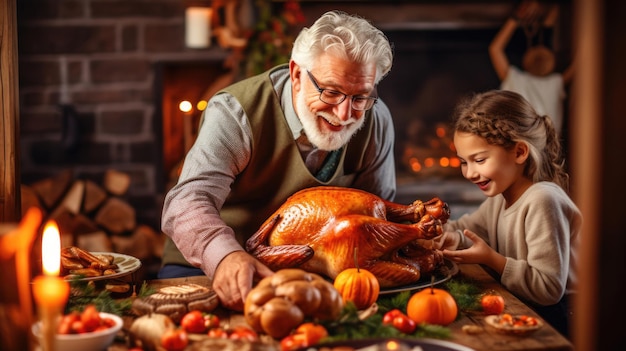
[0,207,42,350]
[33,221,70,351]
[185,7,212,48]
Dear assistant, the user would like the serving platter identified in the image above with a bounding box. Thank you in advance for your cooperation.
[299,337,476,351]
[484,314,544,336]
[379,259,458,295]
[64,252,142,282]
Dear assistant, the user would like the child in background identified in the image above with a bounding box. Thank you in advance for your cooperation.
[437,90,581,338]
[489,0,575,135]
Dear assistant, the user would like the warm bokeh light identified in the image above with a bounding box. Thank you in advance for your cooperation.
[196,100,208,111]
[42,221,61,276]
[436,126,446,138]
[385,340,401,350]
[179,100,193,113]
[409,157,422,173]
[424,157,435,167]
[439,157,450,167]
[449,141,456,151]
[450,157,461,168]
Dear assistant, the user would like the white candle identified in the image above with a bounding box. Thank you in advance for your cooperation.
[33,221,70,351]
[185,7,212,48]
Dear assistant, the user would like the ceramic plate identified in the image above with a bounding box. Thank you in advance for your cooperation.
[298,337,476,351]
[484,314,544,335]
[64,252,142,282]
[379,259,458,295]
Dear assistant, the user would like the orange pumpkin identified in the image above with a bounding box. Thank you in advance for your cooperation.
[333,267,380,310]
[333,248,380,310]
[407,286,457,326]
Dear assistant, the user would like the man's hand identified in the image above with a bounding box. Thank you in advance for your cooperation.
[212,251,274,311]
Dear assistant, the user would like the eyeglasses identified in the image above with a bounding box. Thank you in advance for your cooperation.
[306,70,378,111]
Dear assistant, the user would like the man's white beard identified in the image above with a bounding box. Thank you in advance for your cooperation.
[296,88,365,151]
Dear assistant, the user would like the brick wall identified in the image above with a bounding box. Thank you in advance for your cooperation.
[16,0,569,231]
[16,0,226,229]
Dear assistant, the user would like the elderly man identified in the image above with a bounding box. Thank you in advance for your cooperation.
[160,10,396,310]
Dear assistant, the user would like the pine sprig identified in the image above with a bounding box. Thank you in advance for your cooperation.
[376,291,412,314]
[66,279,154,316]
[319,300,451,343]
[445,279,483,312]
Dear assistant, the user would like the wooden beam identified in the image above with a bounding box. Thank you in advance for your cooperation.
[0,0,20,222]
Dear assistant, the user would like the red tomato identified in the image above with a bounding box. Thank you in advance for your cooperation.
[294,322,328,345]
[280,334,307,351]
[70,320,86,334]
[229,326,258,341]
[57,312,80,334]
[481,294,505,315]
[80,305,102,332]
[207,327,229,338]
[382,309,403,324]
[101,317,116,328]
[392,315,416,334]
[180,310,206,333]
[203,313,220,329]
[161,329,188,351]
[383,309,416,334]
[280,323,329,351]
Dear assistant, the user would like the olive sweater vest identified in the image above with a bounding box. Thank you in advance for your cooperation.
[162,65,374,268]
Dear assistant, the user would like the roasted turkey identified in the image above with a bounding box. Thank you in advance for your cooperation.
[245,186,450,288]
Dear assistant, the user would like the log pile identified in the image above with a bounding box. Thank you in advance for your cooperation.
[21,169,164,278]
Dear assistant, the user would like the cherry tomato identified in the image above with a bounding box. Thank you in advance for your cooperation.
[382,309,403,324]
[229,325,258,341]
[207,327,229,338]
[180,310,206,333]
[80,304,102,332]
[161,329,188,351]
[280,334,307,351]
[383,309,416,334]
[203,313,220,329]
[392,315,416,334]
[70,320,86,334]
[481,294,505,315]
[280,323,329,351]
[57,312,80,334]
[294,322,328,346]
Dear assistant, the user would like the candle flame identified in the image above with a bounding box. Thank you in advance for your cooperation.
[385,340,400,350]
[42,221,61,276]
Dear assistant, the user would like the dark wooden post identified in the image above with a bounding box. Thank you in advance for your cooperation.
[1,0,21,223]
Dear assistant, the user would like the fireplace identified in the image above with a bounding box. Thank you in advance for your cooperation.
[156,55,234,191]
[155,26,496,216]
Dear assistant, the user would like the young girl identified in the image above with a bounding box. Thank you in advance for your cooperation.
[439,90,581,338]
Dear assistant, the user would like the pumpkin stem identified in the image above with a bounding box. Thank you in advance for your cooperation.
[353,247,360,273]
[430,275,435,294]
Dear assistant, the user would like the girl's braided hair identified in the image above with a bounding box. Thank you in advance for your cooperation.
[452,90,569,191]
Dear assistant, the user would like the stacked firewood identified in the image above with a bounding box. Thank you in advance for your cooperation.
[20,169,164,276]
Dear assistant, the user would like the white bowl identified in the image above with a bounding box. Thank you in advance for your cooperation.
[32,312,123,351]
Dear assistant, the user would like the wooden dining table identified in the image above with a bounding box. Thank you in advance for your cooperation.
[109,263,573,351]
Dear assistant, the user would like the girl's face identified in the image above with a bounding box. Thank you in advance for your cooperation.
[453,131,532,206]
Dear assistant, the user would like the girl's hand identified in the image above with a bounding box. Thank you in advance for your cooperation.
[433,230,463,251]
[442,230,507,275]
[441,229,492,264]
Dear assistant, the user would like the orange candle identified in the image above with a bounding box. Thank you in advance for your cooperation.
[32,221,70,351]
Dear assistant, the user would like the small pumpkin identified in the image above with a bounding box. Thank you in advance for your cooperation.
[406,278,457,326]
[333,248,380,310]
